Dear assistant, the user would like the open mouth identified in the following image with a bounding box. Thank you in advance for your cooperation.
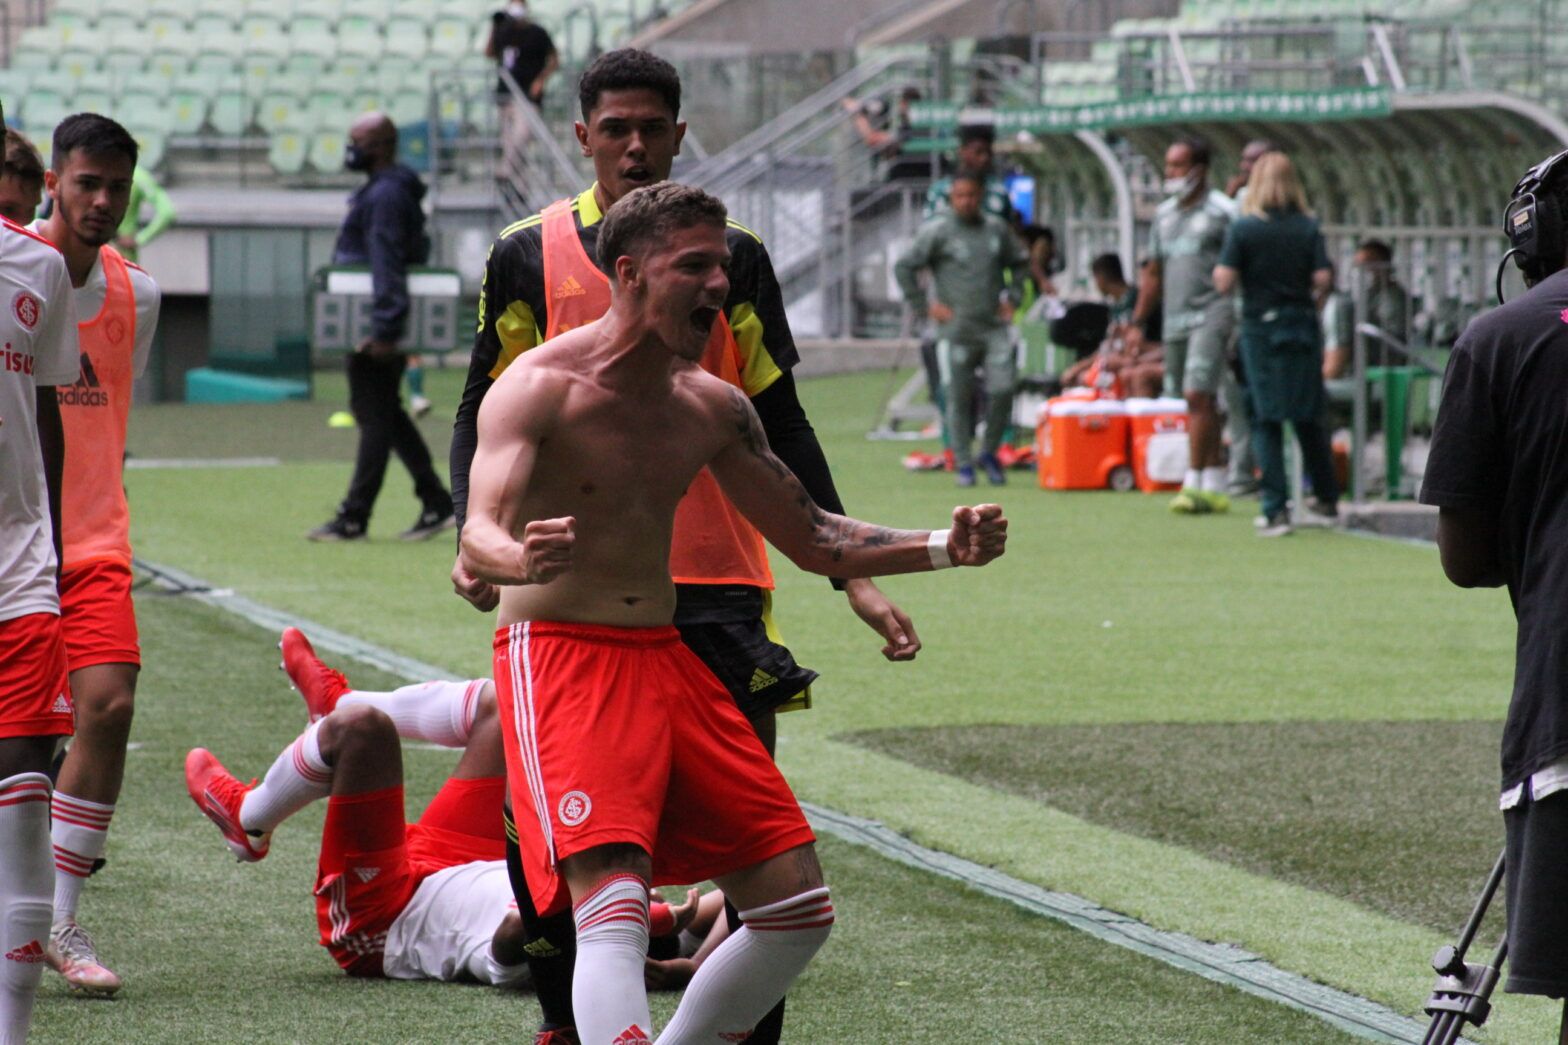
[690,305,720,334]
[622,165,654,185]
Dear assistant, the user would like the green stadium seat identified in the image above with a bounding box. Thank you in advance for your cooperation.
[0,70,32,107]
[306,90,353,131]
[147,18,196,53]
[132,132,167,171]
[146,0,190,17]
[341,0,386,18]
[241,15,290,57]
[269,125,310,176]
[256,90,306,133]
[165,86,209,135]
[329,55,373,81]
[387,89,427,126]
[241,54,283,87]
[282,54,327,81]
[192,14,242,55]
[103,47,148,79]
[55,21,101,50]
[428,15,472,57]
[28,70,77,98]
[74,85,113,114]
[289,17,338,60]
[191,52,241,77]
[147,51,191,81]
[208,88,254,136]
[55,50,98,81]
[116,88,171,129]
[95,14,139,39]
[98,0,146,20]
[52,0,99,18]
[337,16,383,58]
[385,22,429,60]
[308,126,347,171]
[20,91,71,136]
[391,0,437,22]
[8,51,55,76]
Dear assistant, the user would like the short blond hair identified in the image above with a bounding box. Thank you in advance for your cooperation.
[1242,151,1310,219]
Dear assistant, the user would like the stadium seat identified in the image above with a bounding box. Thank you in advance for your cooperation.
[28,70,77,99]
[307,127,347,171]
[192,14,242,57]
[241,54,283,88]
[147,51,191,82]
[282,53,328,81]
[0,70,32,107]
[56,49,98,81]
[289,17,338,60]
[208,88,254,136]
[8,50,54,76]
[147,18,196,54]
[329,55,373,81]
[132,132,167,171]
[165,86,210,135]
[20,91,71,136]
[337,16,384,58]
[242,16,291,58]
[103,45,148,79]
[52,0,99,18]
[387,89,428,127]
[385,22,429,60]
[98,0,145,20]
[428,16,473,57]
[341,0,387,18]
[146,0,190,17]
[256,90,306,133]
[306,90,353,131]
[268,126,309,175]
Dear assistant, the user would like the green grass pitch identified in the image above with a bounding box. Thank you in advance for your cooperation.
[36,366,1554,1041]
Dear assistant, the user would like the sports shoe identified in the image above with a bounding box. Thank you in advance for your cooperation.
[1198,490,1230,514]
[280,627,349,723]
[1168,488,1209,514]
[184,749,270,863]
[1303,495,1338,520]
[955,465,976,488]
[400,506,455,541]
[307,515,366,542]
[976,451,1007,486]
[46,920,121,997]
[534,1029,581,1045]
[1257,511,1293,537]
[409,394,433,418]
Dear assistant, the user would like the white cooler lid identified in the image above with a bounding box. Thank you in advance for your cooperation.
[1123,397,1188,416]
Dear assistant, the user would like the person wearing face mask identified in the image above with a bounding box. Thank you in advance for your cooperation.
[1127,135,1239,514]
[309,113,452,543]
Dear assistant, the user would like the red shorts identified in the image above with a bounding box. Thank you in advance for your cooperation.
[0,612,73,740]
[492,621,816,917]
[313,776,507,976]
[59,558,140,670]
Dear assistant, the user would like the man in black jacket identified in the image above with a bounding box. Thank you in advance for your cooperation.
[310,113,454,542]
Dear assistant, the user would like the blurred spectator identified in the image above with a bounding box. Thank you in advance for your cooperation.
[113,167,174,264]
[1214,151,1338,537]
[1092,252,1137,324]
[1320,261,1354,381]
[0,129,44,225]
[486,0,557,104]
[923,124,1013,222]
[1353,238,1410,346]
[1018,224,1058,301]
[1225,138,1278,200]
[309,113,453,543]
[896,172,1030,487]
[842,88,926,181]
[1059,253,1163,397]
[1129,134,1238,514]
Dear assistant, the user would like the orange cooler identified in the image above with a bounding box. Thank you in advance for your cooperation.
[1125,397,1189,493]
[1036,397,1131,491]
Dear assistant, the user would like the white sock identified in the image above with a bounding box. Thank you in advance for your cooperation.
[239,721,331,835]
[0,774,54,1045]
[572,873,652,1045]
[1184,468,1202,491]
[656,887,834,1044]
[1201,466,1227,493]
[337,679,480,748]
[50,792,114,923]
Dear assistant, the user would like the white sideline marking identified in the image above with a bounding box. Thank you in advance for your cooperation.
[138,556,1454,1045]
[126,457,282,470]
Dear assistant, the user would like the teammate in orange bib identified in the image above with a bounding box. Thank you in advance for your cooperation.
[34,114,162,998]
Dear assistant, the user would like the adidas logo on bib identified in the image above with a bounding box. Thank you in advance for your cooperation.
[555,275,586,299]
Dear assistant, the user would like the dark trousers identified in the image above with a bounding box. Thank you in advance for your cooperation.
[1254,416,1338,518]
[339,351,450,524]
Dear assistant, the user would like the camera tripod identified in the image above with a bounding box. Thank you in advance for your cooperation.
[1422,850,1507,1045]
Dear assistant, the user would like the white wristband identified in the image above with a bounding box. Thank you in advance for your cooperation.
[928,529,954,570]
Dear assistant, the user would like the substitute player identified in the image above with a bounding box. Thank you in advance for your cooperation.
[462,182,1008,1045]
[0,168,80,1038]
[34,114,161,997]
[451,49,918,1043]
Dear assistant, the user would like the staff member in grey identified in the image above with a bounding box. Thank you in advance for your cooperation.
[1127,135,1238,514]
[895,172,1029,487]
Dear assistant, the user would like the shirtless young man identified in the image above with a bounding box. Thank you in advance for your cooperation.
[461,182,1007,1045]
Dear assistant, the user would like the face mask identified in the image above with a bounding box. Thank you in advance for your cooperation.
[344,144,372,172]
[1163,170,1200,199]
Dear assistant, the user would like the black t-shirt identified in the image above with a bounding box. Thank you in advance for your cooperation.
[491,13,554,100]
[1420,268,1568,788]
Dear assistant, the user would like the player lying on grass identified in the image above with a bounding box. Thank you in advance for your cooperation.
[461,181,1008,1044]
[182,628,715,987]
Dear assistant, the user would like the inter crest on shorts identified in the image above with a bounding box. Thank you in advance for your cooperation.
[558,790,591,826]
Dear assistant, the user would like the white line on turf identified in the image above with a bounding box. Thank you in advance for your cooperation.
[135,556,1458,1045]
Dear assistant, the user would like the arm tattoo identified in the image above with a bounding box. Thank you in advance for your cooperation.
[727,387,921,562]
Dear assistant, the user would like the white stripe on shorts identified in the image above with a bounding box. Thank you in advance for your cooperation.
[509,622,555,867]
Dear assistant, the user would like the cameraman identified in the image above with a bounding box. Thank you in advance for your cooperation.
[1422,150,1568,1025]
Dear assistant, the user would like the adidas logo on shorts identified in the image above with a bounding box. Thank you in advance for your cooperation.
[747,668,776,694]
[51,693,70,715]
[353,866,380,883]
[5,940,45,963]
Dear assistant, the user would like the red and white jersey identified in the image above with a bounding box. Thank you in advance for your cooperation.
[0,218,78,624]
[381,860,530,986]
[33,223,161,377]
